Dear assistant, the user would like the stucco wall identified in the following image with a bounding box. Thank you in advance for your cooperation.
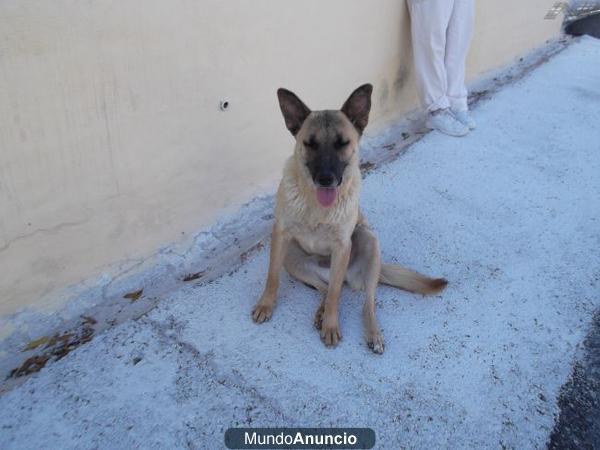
[0,0,561,317]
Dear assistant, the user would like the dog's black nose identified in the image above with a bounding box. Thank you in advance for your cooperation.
[316,172,335,187]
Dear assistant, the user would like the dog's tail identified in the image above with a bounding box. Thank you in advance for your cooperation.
[379,264,447,295]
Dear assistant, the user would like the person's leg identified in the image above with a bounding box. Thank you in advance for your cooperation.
[446,0,475,115]
[408,0,454,113]
[409,0,468,136]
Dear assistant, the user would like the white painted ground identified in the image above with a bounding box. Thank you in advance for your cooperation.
[1,37,599,450]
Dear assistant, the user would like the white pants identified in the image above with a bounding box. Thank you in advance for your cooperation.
[408,0,475,112]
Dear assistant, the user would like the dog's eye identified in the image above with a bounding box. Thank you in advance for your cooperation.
[303,140,318,150]
[335,139,350,150]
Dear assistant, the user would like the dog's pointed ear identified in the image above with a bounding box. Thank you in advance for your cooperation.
[341,84,373,134]
[277,88,311,136]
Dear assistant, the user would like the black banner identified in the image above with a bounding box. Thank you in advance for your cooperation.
[224,428,376,449]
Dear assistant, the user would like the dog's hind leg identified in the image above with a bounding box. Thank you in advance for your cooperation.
[283,240,331,329]
[346,224,385,354]
[284,240,329,292]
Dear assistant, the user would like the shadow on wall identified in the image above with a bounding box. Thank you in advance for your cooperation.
[376,5,417,120]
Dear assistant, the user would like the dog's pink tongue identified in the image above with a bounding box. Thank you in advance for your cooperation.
[316,187,337,207]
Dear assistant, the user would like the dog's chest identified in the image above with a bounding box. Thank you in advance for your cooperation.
[288,222,341,256]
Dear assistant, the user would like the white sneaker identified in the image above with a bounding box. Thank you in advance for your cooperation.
[452,109,476,130]
[426,109,469,137]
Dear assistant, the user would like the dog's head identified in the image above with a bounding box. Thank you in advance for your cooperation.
[277,84,373,207]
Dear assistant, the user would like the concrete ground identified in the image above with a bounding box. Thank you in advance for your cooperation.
[1,37,599,450]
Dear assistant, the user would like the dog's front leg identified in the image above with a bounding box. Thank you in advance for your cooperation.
[320,241,351,347]
[252,223,289,323]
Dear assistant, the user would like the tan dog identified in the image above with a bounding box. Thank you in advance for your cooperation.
[252,84,447,353]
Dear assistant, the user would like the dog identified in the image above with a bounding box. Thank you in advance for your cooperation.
[252,84,447,353]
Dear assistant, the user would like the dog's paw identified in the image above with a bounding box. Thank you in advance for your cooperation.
[366,330,385,354]
[320,321,341,347]
[252,303,273,323]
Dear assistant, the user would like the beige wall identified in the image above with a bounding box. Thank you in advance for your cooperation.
[0,0,560,317]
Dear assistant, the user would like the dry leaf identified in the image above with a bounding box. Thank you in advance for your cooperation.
[124,289,143,301]
[22,336,50,352]
[182,271,205,282]
[11,327,95,379]
[9,355,50,378]
[80,315,97,325]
